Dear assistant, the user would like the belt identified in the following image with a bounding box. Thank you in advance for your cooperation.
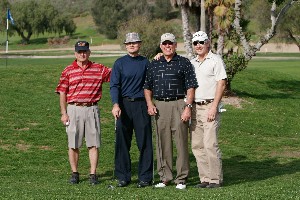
[194,99,214,105]
[68,102,98,107]
[123,97,145,102]
[155,96,185,102]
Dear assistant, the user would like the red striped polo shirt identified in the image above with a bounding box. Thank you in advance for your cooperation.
[55,60,111,103]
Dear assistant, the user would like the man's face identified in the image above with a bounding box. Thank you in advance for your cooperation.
[125,42,141,55]
[160,40,177,57]
[193,40,209,56]
[75,50,90,62]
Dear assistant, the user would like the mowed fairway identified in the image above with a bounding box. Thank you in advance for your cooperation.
[0,56,299,199]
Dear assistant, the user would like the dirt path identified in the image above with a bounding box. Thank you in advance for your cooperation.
[1,42,299,54]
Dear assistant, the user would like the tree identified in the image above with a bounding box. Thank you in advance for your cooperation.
[118,15,179,59]
[0,0,11,33]
[9,0,76,44]
[233,0,299,61]
[153,0,177,20]
[91,0,151,39]
[170,0,199,59]
[278,3,300,50]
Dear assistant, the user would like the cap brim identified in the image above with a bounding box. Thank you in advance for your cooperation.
[75,47,89,52]
[124,40,142,44]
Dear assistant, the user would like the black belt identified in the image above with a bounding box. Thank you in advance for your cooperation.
[123,97,145,102]
[69,102,98,107]
[194,99,214,105]
[155,96,185,102]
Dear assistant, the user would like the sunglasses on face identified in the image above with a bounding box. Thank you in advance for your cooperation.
[193,41,206,46]
[162,41,174,46]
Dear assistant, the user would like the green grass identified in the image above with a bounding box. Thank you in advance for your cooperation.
[0,56,299,199]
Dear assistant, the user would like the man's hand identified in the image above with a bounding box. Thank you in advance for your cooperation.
[207,106,217,122]
[61,113,69,126]
[147,104,157,116]
[181,107,191,122]
[153,53,163,60]
[112,103,121,120]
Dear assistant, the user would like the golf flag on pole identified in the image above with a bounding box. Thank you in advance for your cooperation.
[6,8,15,53]
[7,9,15,26]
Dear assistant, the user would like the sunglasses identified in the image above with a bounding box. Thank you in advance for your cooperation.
[193,41,206,46]
[162,41,174,46]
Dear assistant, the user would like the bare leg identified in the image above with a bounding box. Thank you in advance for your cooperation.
[88,146,99,174]
[69,148,79,172]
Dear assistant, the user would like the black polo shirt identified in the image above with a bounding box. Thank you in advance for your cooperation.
[144,53,198,98]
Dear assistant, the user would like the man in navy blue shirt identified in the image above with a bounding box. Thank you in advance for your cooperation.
[110,32,153,188]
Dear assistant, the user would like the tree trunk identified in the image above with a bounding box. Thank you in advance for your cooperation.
[200,0,206,32]
[286,29,300,51]
[180,4,194,59]
[216,32,224,55]
[195,7,200,31]
[234,0,297,61]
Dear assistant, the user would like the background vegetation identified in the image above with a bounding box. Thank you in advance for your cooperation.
[0,1,299,198]
[0,56,299,199]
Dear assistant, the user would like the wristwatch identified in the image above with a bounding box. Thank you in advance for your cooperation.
[185,103,193,108]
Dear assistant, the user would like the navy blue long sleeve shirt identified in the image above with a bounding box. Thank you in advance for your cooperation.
[110,54,149,105]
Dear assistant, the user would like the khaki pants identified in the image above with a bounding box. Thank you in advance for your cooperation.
[66,104,101,148]
[190,103,223,184]
[154,99,189,184]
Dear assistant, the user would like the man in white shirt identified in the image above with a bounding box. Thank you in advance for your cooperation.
[190,31,227,189]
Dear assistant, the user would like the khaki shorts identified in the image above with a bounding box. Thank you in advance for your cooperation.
[66,104,101,148]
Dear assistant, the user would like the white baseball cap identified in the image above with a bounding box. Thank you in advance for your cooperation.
[192,31,208,42]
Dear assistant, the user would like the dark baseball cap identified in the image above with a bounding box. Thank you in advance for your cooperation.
[75,41,89,52]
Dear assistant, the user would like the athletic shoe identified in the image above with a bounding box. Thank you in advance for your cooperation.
[137,181,151,188]
[89,174,99,185]
[117,180,130,187]
[206,183,222,188]
[175,182,186,189]
[194,182,209,188]
[70,172,79,184]
[154,181,168,188]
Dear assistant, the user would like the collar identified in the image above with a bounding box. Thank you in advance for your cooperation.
[195,50,213,62]
[72,60,92,69]
[159,53,179,62]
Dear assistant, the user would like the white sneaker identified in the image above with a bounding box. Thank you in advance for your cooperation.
[176,183,186,189]
[154,182,167,188]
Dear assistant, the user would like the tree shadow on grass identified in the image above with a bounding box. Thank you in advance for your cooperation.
[223,155,300,186]
[234,80,300,100]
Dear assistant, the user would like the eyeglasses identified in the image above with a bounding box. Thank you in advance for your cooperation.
[162,41,174,46]
[193,41,206,46]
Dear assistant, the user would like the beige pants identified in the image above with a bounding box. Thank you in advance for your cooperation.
[66,104,101,148]
[190,103,223,184]
[154,99,189,184]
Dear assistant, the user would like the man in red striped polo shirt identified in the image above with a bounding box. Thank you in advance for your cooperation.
[55,41,111,185]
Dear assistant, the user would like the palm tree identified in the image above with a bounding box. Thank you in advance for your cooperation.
[206,0,235,55]
[200,0,206,32]
[170,0,199,59]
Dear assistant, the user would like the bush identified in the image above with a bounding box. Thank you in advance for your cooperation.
[118,16,180,59]
[47,36,70,45]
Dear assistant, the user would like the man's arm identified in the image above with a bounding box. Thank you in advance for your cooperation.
[59,92,69,125]
[211,79,226,109]
[144,89,157,116]
[207,79,226,122]
[181,87,195,122]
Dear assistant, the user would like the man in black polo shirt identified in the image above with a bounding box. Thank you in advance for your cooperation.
[144,33,198,190]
